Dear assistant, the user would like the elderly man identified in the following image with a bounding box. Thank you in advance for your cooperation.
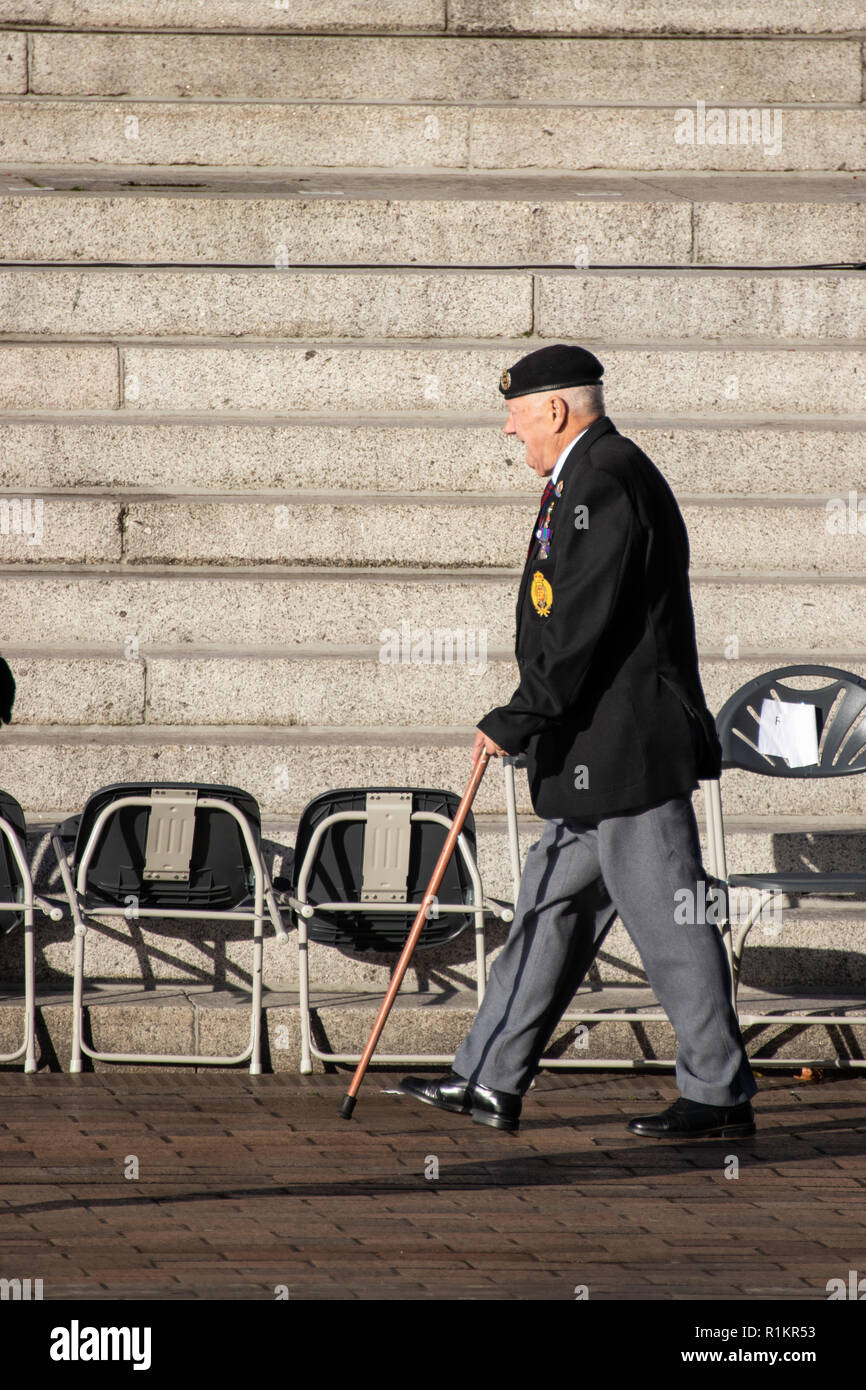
[398,344,756,1138]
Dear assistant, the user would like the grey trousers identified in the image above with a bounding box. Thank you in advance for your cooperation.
[453,794,757,1108]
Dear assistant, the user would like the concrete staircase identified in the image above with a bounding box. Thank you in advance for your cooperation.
[1,0,865,1069]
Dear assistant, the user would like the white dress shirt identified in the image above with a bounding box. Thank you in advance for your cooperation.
[548,425,589,489]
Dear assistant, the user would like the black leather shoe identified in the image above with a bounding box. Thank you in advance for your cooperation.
[627,1096,756,1139]
[396,1073,521,1132]
[397,1072,473,1116]
[470,1082,521,1133]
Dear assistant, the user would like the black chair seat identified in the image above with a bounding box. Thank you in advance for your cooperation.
[291,785,480,952]
[69,780,260,911]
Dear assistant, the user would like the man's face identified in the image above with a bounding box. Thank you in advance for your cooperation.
[503,393,556,479]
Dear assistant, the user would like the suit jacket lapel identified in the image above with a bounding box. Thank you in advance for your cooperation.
[514,417,617,649]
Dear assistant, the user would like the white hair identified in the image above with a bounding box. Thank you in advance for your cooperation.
[556,383,605,416]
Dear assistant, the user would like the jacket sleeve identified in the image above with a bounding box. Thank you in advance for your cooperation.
[478,465,636,755]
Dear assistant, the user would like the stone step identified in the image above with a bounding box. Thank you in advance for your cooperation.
[2,268,536,339]
[447,2,866,37]
[0,568,859,650]
[3,173,864,265]
[0,100,861,172]
[25,33,860,103]
[539,271,866,342]
[0,0,447,33]
[2,0,862,36]
[0,491,862,572]
[117,494,866,575]
[3,984,863,1072]
[3,901,866,996]
[23,808,866,889]
[1,416,864,496]
[0,728,863,819]
[1,649,861,730]
[2,812,866,995]
[3,796,865,1028]
[5,268,866,341]
[2,343,863,414]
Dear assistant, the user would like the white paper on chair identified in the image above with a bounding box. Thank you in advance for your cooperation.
[756,699,819,767]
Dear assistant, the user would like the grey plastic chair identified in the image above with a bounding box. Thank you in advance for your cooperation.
[51,781,288,1074]
[704,664,866,1066]
[0,791,63,1072]
[286,783,513,1073]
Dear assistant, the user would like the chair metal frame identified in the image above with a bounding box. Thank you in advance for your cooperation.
[703,664,866,1068]
[0,808,63,1073]
[287,786,512,1073]
[51,785,288,1074]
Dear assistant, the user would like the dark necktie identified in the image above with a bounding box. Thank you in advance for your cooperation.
[525,479,555,563]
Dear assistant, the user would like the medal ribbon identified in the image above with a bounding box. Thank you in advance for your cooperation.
[525,479,555,563]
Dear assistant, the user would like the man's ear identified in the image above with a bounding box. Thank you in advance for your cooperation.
[549,394,569,431]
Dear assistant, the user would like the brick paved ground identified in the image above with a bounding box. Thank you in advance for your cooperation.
[0,1068,865,1303]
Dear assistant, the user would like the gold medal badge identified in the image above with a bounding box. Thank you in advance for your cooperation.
[530,570,553,618]
[500,369,511,391]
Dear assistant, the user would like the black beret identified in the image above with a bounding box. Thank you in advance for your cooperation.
[499,343,604,399]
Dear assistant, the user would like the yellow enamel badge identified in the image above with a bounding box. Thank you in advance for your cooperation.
[530,571,553,617]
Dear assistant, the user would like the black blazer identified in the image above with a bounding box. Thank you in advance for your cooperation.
[478,416,721,820]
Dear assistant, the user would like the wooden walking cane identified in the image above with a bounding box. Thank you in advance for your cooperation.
[339,747,491,1119]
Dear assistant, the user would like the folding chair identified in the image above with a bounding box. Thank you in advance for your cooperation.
[51,781,288,1073]
[0,790,63,1072]
[502,756,690,1070]
[286,784,513,1073]
[703,664,866,1067]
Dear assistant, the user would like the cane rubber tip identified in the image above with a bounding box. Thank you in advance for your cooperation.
[339,1093,357,1120]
